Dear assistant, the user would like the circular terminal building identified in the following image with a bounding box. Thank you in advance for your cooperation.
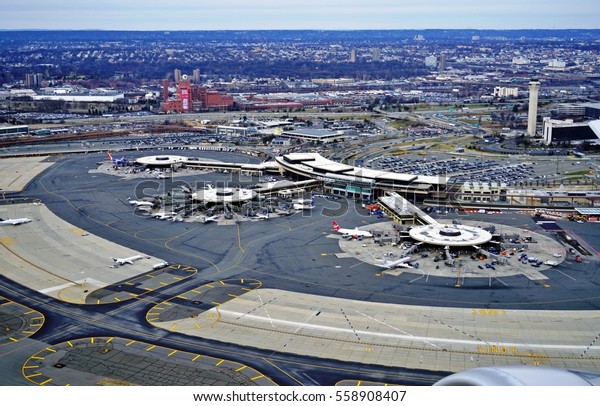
[409,223,493,247]
[136,155,188,167]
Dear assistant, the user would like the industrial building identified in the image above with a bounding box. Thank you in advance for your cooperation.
[162,78,234,113]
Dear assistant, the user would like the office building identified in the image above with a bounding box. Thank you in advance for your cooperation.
[174,68,182,82]
[371,48,381,62]
[193,68,200,83]
[438,54,447,72]
[24,73,43,88]
[349,49,356,63]
[493,87,519,98]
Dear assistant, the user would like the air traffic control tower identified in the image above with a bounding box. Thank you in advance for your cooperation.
[527,79,541,136]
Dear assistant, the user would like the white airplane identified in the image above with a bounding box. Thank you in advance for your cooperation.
[376,256,413,269]
[253,212,270,220]
[0,217,32,225]
[111,254,144,266]
[331,221,373,238]
[199,214,220,223]
[127,198,154,207]
[293,199,315,210]
[153,211,176,220]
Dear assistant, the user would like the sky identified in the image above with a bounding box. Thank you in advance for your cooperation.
[2,0,599,31]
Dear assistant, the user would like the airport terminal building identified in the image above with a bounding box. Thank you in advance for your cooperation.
[543,118,600,145]
[276,152,448,200]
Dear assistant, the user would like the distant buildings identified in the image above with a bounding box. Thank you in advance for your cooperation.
[162,79,234,113]
[371,48,381,62]
[438,53,447,72]
[174,68,182,82]
[424,55,437,68]
[349,49,356,63]
[493,86,519,98]
[31,87,124,102]
[24,73,43,88]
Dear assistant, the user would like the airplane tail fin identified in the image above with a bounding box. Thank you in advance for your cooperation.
[107,152,113,161]
[332,221,340,231]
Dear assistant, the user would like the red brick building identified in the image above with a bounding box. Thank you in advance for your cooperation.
[162,79,234,113]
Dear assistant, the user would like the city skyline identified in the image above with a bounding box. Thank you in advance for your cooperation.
[1,0,599,31]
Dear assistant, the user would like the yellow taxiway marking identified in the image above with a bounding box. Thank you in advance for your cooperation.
[168,350,178,357]
[26,373,42,378]
[215,359,224,366]
[192,355,201,361]
[125,340,136,346]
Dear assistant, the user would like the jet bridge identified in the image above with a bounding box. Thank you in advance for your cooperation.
[378,192,437,225]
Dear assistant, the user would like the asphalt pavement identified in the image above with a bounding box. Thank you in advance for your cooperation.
[2,151,600,386]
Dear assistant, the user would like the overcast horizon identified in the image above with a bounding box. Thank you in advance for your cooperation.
[2,1,599,31]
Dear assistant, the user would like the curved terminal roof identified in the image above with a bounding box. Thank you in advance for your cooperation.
[136,155,279,173]
[409,224,492,247]
[276,152,448,188]
[136,155,188,166]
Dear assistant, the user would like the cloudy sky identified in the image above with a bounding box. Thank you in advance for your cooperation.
[2,0,598,30]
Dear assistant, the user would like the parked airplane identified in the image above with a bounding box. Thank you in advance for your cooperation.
[107,151,126,165]
[331,221,373,238]
[199,214,220,223]
[153,211,176,220]
[111,254,145,266]
[127,198,154,207]
[293,199,315,210]
[376,256,413,269]
[254,212,270,220]
[0,217,32,225]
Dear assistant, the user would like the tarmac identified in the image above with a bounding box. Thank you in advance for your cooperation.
[2,151,600,385]
[0,156,55,193]
[149,287,600,373]
[0,203,164,304]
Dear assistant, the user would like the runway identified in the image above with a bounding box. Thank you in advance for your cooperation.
[1,151,600,385]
